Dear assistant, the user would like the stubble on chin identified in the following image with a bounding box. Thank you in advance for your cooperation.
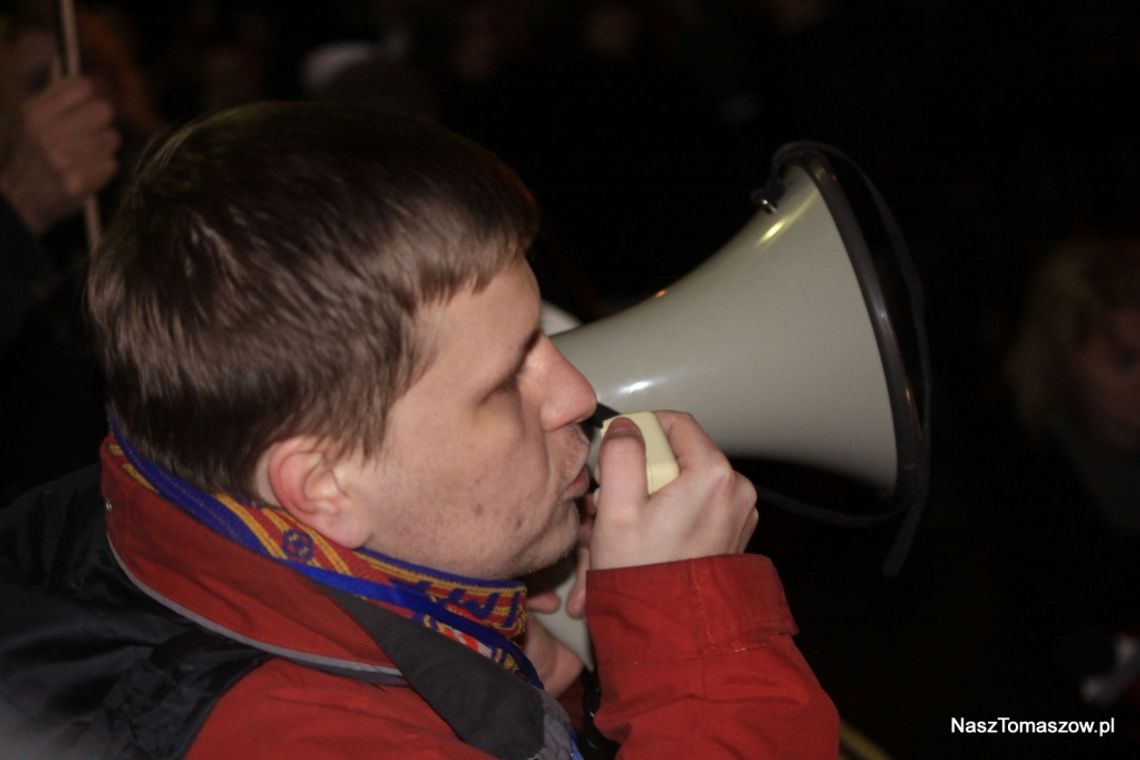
[508,501,580,579]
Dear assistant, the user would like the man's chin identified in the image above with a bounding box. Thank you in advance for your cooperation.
[512,510,580,580]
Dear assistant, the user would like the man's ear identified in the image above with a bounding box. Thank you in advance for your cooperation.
[260,437,371,549]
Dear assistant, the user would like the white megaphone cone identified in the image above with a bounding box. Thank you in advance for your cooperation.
[534,143,931,668]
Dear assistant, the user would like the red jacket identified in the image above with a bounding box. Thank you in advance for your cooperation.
[103,446,838,758]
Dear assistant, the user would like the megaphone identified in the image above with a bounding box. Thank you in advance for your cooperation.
[535,143,931,664]
[554,142,928,515]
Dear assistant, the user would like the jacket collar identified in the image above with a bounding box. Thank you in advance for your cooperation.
[101,439,400,677]
[100,443,574,758]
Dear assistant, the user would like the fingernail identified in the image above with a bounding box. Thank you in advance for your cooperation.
[605,417,639,437]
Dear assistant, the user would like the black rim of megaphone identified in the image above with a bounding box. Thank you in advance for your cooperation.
[752,142,932,569]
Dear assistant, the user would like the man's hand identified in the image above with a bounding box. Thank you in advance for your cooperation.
[0,76,120,235]
[587,412,758,570]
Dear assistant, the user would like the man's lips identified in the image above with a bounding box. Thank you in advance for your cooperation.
[562,431,592,500]
[565,465,591,499]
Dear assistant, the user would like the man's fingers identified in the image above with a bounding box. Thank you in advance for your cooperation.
[26,79,116,151]
[58,128,121,171]
[595,416,649,511]
[588,411,761,568]
[56,155,117,201]
[38,100,117,150]
[566,543,589,619]
[27,76,97,123]
[653,411,721,470]
[63,98,117,137]
[526,589,562,614]
[91,127,123,157]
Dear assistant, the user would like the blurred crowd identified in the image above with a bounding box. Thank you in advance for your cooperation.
[3,0,1140,757]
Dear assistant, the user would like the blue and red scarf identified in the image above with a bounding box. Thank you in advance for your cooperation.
[107,419,541,688]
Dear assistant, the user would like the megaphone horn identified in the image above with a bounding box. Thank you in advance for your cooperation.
[552,142,930,521]
[535,143,932,666]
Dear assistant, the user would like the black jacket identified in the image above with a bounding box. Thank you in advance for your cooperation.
[0,466,268,759]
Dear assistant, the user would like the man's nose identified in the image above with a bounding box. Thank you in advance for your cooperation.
[540,339,597,431]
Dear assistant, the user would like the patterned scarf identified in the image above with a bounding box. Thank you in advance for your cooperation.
[106,423,540,687]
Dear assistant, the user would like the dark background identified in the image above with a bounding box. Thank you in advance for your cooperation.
[5,1,1140,756]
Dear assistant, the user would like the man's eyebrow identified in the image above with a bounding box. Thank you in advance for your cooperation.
[485,323,541,389]
[505,326,542,377]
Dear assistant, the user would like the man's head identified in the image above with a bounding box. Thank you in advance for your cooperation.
[90,102,540,496]
[90,102,597,578]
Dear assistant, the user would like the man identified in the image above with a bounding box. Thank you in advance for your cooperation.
[0,102,838,758]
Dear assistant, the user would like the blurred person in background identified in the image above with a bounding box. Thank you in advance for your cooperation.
[1000,233,1140,751]
[0,0,161,503]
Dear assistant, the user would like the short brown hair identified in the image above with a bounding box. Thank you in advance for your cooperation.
[88,102,538,495]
